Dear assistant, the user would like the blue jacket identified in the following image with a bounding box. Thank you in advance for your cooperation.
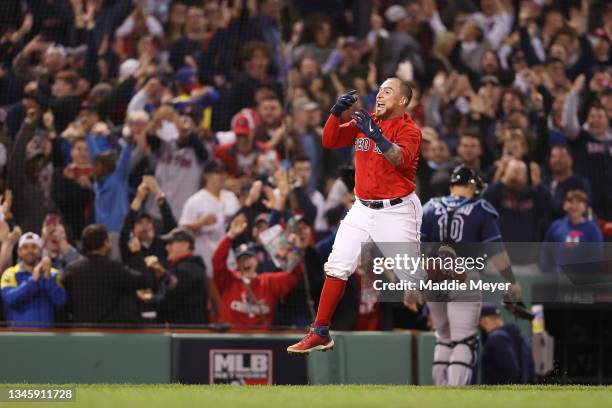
[89,136,134,231]
[481,324,536,385]
[1,263,66,327]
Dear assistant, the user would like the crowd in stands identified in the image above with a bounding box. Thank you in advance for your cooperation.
[0,0,609,329]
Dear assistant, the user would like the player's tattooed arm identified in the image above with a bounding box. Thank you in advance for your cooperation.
[351,109,403,165]
[382,144,403,165]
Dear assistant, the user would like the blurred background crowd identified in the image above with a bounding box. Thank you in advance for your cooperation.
[0,0,610,330]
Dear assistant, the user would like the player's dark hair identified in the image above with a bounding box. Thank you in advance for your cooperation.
[388,77,413,107]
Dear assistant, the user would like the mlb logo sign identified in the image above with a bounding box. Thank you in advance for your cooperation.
[209,349,273,385]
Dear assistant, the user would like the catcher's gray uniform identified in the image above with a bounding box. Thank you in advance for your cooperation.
[421,194,503,385]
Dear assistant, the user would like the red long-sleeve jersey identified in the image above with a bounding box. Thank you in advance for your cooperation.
[212,236,303,328]
[322,112,422,200]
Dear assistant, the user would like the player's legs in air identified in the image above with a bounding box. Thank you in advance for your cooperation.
[288,195,422,354]
[287,204,369,353]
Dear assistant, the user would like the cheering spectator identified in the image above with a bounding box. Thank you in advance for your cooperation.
[273,215,325,327]
[380,5,423,79]
[27,70,83,133]
[52,136,94,239]
[1,232,66,327]
[545,189,602,244]
[291,156,326,233]
[214,111,275,177]
[7,109,54,234]
[544,145,591,220]
[41,214,80,273]
[484,158,553,263]
[0,221,22,274]
[120,176,177,266]
[180,161,240,279]
[430,130,486,196]
[541,189,603,275]
[212,214,303,328]
[169,5,207,72]
[64,224,151,325]
[562,79,612,223]
[153,227,207,325]
[230,41,282,113]
[145,107,208,220]
[89,124,136,259]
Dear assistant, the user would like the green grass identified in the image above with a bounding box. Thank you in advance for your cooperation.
[1,385,611,408]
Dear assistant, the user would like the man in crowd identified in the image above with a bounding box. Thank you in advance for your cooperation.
[153,227,207,325]
[479,303,536,385]
[120,176,177,266]
[544,145,591,220]
[1,232,66,327]
[212,214,304,328]
[64,224,151,325]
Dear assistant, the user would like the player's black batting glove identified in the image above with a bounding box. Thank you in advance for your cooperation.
[351,108,393,153]
[330,90,358,117]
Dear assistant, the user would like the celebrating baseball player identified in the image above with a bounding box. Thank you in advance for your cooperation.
[287,78,423,354]
[417,165,522,386]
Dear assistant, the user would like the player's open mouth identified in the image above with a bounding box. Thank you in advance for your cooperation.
[376,103,385,110]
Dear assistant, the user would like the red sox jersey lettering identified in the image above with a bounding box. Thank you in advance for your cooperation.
[322,112,422,199]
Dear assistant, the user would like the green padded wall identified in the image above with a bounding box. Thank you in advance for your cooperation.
[0,333,172,383]
[307,332,412,384]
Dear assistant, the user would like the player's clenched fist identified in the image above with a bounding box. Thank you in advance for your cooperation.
[330,89,358,117]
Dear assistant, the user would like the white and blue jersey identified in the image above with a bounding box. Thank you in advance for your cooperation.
[421,195,502,244]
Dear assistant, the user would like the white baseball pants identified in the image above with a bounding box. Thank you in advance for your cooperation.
[324,192,423,280]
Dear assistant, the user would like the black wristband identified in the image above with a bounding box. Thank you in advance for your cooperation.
[500,266,516,284]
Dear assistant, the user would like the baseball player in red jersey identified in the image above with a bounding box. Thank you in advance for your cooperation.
[288,77,423,353]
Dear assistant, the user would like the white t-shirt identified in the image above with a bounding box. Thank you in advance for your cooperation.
[146,142,203,220]
[179,188,240,277]
[311,189,328,233]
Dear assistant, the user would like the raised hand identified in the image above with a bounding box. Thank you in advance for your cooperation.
[228,214,248,238]
[351,108,382,142]
[331,89,358,117]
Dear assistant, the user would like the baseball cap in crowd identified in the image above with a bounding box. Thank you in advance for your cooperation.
[119,58,140,78]
[254,213,270,226]
[232,113,252,136]
[203,160,226,173]
[480,303,501,318]
[292,98,318,113]
[160,227,195,247]
[18,232,43,249]
[291,214,311,227]
[175,66,199,92]
[385,5,407,24]
[236,243,256,260]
